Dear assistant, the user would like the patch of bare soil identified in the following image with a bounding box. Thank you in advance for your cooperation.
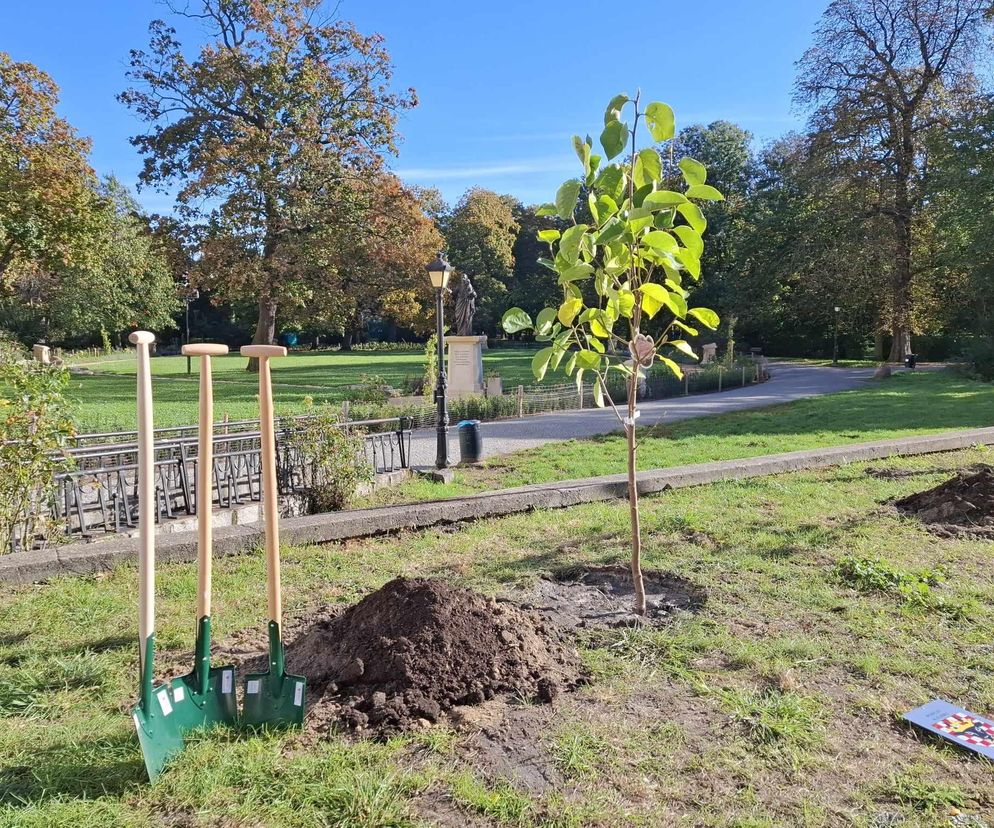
[518,564,706,629]
[895,465,994,538]
[865,464,967,480]
[282,577,584,735]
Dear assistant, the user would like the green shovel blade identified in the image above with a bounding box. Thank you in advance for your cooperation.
[132,634,185,782]
[241,621,306,728]
[133,621,238,782]
[171,616,239,731]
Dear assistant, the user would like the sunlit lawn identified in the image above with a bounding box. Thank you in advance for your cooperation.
[68,347,540,432]
[365,370,994,505]
[3,446,994,825]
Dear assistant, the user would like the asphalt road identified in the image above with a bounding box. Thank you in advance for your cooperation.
[407,361,880,468]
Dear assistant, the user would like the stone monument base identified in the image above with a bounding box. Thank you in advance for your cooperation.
[446,335,486,396]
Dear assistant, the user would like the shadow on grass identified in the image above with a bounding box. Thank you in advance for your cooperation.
[0,733,145,805]
[68,635,133,655]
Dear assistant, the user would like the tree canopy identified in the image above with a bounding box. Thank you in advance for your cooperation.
[120,0,420,363]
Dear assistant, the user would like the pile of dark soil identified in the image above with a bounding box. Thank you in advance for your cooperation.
[285,577,583,733]
[520,564,706,629]
[895,465,994,537]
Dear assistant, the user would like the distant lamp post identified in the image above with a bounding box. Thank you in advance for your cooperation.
[426,252,453,469]
[833,305,841,365]
[181,275,200,375]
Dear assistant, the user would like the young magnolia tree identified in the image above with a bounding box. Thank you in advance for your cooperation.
[502,92,722,615]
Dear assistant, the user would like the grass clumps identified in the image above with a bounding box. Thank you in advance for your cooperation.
[721,687,826,753]
[879,765,966,813]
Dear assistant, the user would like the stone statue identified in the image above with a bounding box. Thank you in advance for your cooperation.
[454,273,477,336]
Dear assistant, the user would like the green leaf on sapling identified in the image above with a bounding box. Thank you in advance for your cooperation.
[686,184,724,201]
[678,157,707,186]
[645,102,675,142]
[556,179,582,219]
[532,347,554,381]
[688,307,720,329]
[600,120,628,160]
[677,202,707,233]
[604,93,629,124]
[501,307,533,333]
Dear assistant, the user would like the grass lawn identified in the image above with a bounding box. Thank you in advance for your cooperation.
[3,447,994,825]
[365,371,994,506]
[67,348,539,433]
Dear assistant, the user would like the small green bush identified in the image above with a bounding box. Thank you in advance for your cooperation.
[957,336,994,381]
[422,333,438,399]
[284,406,371,512]
[348,340,421,351]
[350,373,392,404]
[0,336,75,553]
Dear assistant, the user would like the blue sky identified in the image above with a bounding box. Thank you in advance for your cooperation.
[4,0,828,212]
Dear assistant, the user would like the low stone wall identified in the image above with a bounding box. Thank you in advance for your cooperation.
[3,428,993,584]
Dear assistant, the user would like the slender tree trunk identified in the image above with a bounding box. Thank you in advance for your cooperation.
[247,294,277,372]
[627,371,646,616]
[887,118,915,363]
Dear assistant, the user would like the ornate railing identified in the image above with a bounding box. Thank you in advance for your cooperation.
[49,417,412,541]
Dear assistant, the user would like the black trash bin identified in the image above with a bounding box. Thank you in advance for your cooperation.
[457,420,483,464]
[905,354,918,370]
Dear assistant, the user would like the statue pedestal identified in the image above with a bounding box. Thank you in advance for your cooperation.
[446,335,486,396]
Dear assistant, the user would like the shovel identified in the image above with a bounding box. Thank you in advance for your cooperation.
[165,344,238,731]
[239,345,306,727]
[130,331,186,781]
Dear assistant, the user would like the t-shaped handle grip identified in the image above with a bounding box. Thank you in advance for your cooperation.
[129,330,156,346]
[182,344,229,357]
[240,345,287,359]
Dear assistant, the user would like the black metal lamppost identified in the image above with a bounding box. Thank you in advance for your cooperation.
[426,252,453,469]
[832,305,841,365]
[181,275,200,375]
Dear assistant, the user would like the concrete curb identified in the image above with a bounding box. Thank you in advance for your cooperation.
[4,427,994,585]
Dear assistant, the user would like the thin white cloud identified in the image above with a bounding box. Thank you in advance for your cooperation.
[394,157,575,181]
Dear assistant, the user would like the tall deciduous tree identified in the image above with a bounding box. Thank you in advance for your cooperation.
[299,173,444,344]
[796,0,989,361]
[3,177,178,345]
[444,188,519,335]
[0,52,99,293]
[120,0,415,367]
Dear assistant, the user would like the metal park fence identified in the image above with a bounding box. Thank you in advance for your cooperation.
[48,416,412,544]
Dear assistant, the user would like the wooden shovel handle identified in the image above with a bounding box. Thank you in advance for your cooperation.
[240,346,283,625]
[129,331,155,669]
[192,346,228,618]
[182,343,229,357]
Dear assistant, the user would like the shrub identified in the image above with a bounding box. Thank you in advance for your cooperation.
[0,336,75,553]
[350,373,392,404]
[283,406,371,512]
[422,333,438,399]
[348,340,421,351]
[957,336,994,381]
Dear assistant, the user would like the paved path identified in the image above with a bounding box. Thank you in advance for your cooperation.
[407,361,881,467]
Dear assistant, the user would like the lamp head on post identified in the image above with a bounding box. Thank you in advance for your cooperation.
[834,306,841,313]
[426,252,453,290]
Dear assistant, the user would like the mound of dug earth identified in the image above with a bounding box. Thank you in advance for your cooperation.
[896,465,994,536]
[286,577,582,733]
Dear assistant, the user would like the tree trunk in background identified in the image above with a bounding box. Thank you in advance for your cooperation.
[247,295,277,372]
[887,119,914,364]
